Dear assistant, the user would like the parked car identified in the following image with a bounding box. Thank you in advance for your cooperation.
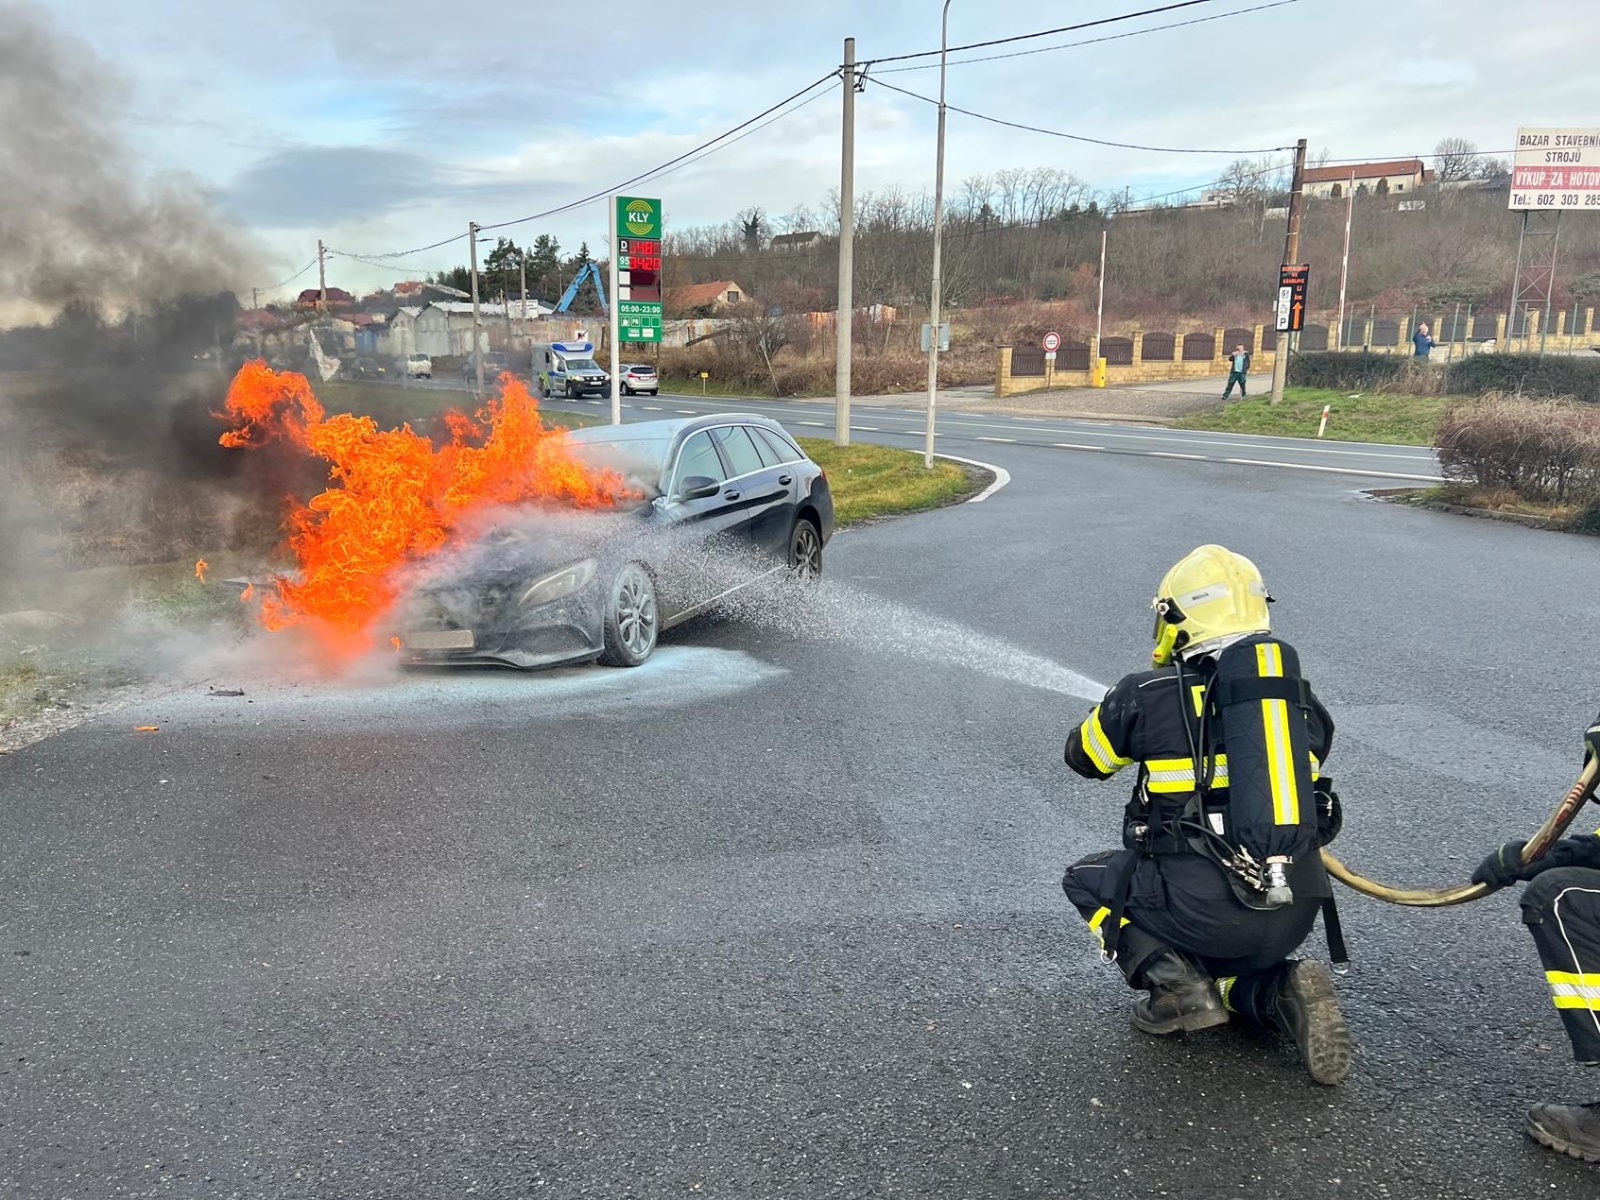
[349,356,387,380]
[463,351,510,383]
[621,364,659,396]
[404,353,433,379]
[392,414,832,670]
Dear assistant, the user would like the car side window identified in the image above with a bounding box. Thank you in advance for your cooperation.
[745,425,783,468]
[751,426,803,464]
[672,431,727,496]
[710,426,765,478]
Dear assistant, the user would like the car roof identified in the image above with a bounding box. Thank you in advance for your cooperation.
[563,413,796,445]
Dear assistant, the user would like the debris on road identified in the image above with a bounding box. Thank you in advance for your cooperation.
[206,688,245,698]
[133,724,158,732]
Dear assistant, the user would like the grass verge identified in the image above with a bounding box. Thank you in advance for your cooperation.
[1173,386,1449,446]
[799,438,981,526]
[1393,484,1595,532]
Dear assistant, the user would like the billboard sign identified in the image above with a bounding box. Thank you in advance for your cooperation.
[1511,128,1600,210]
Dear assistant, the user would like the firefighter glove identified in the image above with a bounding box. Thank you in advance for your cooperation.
[1472,840,1531,890]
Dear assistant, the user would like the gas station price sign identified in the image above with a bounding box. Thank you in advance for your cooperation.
[618,238,660,272]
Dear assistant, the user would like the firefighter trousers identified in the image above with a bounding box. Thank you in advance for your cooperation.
[1521,866,1600,1062]
[1062,848,1321,1027]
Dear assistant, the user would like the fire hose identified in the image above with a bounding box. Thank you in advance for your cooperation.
[1320,756,1600,907]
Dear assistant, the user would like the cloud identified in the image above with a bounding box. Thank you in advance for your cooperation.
[224,145,444,227]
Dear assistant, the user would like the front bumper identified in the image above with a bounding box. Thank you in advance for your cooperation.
[395,588,605,670]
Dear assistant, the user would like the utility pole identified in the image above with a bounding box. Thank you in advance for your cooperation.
[607,199,622,425]
[1270,137,1307,406]
[251,287,260,312]
[834,36,856,447]
[468,221,484,396]
[924,1,953,469]
[1094,228,1107,354]
[317,239,327,313]
[519,254,530,383]
[1335,170,1353,349]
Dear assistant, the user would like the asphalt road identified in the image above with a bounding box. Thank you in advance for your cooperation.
[4,433,1597,1197]
[404,375,1442,481]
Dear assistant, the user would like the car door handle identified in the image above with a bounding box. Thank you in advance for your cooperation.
[723,489,741,500]
[778,474,793,485]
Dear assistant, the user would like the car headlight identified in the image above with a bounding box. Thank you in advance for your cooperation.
[519,559,598,607]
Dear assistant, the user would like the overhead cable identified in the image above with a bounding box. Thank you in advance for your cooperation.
[859,0,1226,66]
[870,76,1293,155]
[873,0,1302,74]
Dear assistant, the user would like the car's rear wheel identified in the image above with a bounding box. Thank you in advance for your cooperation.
[788,517,823,580]
[598,563,658,667]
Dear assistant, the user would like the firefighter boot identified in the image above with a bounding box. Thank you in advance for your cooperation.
[1130,951,1229,1036]
[1273,960,1353,1085]
[1527,1103,1600,1162]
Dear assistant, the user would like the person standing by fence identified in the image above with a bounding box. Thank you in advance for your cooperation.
[1222,344,1251,400]
[1412,322,1436,358]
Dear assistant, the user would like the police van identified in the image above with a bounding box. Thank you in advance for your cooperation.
[534,342,610,399]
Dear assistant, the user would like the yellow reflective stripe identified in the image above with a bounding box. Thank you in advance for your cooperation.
[1547,971,1600,985]
[1549,971,1600,1007]
[1079,707,1132,775]
[1086,905,1131,949]
[1190,684,1206,717]
[1217,976,1237,1011]
[1255,643,1299,825]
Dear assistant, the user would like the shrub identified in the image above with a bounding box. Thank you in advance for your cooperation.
[1434,392,1600,501]
[1288,352,1424,392]
[1443,354,1600,403]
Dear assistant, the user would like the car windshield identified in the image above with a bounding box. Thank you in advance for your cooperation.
[565,358,601,372]
[563,429,671,496]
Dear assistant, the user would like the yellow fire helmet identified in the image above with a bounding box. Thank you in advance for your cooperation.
[1151,544,1273,666]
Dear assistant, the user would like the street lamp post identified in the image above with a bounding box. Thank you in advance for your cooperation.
[923,0,952,469]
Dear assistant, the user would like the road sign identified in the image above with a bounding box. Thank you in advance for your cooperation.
[1511,128,1600,211]
[920,321,950,352]
[1042,331,1061,352]
[616,196,661,238]
[618,299,662,343]
[1276,263,1309,333]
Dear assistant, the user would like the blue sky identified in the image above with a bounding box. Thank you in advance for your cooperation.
[33,0,1600,300]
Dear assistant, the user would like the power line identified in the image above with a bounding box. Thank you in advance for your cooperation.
[476,71,839,234]
[859,0,1226,66]
[254,255,321,295]
[874,0,1302,74]
[871,76,1292,155]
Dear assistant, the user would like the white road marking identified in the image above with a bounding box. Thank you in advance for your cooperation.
[797,420,828,427]
[1054,442,1104,451]
[977,436,1017,443]
[937,454,1012,503]
[643,405,662,411]
[851,425,880,431]
[676,409,696,414]
[1149,451,1204,459]
[1221,457,1443,481]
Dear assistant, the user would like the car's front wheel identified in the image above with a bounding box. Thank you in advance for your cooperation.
[788,517,823,580]
[598,563,658,667]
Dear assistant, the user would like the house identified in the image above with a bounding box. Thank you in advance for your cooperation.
[1303,159,1430,199]
[667,280,748,315]
[771,231,824,253]
[392,281,425,297]
[295,286,354,309]
[407,301,558,357]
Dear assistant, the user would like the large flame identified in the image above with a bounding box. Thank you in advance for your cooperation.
[217,360,627,653]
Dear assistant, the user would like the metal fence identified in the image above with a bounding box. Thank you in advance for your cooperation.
[1011,347,1047,377]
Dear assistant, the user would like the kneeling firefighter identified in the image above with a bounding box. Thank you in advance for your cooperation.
[1061,545,1353,1085]
[1472,721,1600,1162]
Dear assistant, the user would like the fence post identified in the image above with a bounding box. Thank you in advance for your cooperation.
[996,345,1013,398]
[1495,314,1506,348]
[1212,327,1226,375]
[1252,324,1264,358]
[1397,315,1410,358]
[1130,329,1145,375]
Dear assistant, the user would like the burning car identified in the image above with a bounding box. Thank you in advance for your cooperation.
[392,414,833,669]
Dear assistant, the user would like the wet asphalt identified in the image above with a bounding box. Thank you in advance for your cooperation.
[4,442,1600,1199]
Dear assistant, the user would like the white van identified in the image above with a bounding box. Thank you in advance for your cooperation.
[535,342,610,398]
[404,352,433,379]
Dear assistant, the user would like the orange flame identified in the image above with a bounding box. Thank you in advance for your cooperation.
[217,361,628,654]
[240,583,256,603]
[195,559,209,583]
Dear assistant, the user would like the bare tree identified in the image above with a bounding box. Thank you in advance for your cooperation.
[1434,137,1479,183]
[1476,156,1510,181]
[725,301,794,395]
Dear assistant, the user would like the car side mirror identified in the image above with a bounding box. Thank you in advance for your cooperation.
[679,476,721,501]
